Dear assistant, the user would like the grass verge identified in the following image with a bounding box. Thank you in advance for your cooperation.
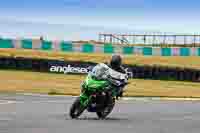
[0,70,200,98]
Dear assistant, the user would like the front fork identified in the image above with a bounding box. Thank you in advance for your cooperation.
[79,90,92,107]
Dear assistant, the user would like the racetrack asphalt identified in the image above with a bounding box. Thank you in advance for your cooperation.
[0,93,200,133]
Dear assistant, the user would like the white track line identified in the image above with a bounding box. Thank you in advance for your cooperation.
[0,100,16,105]
[16,93,77,98]
[16,93,200,101]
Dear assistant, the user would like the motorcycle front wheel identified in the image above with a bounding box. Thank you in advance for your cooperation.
[69,97,85,119]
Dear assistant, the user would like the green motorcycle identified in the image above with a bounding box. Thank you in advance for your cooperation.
[69,63,128,119]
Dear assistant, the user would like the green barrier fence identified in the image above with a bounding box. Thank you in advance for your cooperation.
[82,43,94,53]
[104,44,114,54]
[41,41,52,50]
[180,48,190,56]
[60,42,73,52]
[161,48,172,56]
[198,48,200,56]
[22,40,32,49]
[0,38,200,56]
[123,46,134,54]
[0,39,13,48]
[143,47,152,55]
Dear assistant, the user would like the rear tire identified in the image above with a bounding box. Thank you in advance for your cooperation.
[96,97,115,119]
[69,97,85,119]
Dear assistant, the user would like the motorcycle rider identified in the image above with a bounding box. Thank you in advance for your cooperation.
[92,54,127,97]
[92,54,128,98]
[108,54,127,98]
[80,54,128,107]
[109,54,126,74]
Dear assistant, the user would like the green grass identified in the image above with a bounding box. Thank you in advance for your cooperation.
[0,69,200,98]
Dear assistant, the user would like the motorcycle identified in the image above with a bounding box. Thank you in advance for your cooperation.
[69,63,129,119]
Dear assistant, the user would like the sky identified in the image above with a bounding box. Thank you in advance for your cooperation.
[0,0,199,41]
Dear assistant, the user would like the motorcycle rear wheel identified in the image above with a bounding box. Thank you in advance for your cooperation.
[96,97,115,119]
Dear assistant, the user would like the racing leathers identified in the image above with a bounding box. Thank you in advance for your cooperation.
[80,63,128,105]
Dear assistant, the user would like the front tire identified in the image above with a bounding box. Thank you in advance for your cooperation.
[69,97,85,119]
